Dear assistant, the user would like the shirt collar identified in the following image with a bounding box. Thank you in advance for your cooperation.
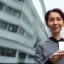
[49,37,63,43]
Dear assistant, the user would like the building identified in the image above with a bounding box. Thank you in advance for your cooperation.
[0,0,48,63]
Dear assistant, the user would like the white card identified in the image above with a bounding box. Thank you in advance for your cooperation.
[59,41,64,50]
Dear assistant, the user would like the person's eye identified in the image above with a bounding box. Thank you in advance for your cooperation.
[57,18,62,21]
[49,19,54,22]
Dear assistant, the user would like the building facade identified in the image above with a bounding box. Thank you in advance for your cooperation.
[0,0,48,63]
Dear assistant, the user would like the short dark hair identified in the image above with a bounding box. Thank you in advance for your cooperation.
[45,8,64,23]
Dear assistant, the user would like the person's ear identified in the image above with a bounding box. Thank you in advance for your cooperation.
[46,22,49,27]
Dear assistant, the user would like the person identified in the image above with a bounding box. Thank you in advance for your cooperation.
[35,8,64,64]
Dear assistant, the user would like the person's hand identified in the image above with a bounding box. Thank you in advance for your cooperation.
[49,50,64,63]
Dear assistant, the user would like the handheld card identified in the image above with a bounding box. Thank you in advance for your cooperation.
[59,41,64,50]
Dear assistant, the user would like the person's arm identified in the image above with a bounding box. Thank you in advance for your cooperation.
[35,42,53,64]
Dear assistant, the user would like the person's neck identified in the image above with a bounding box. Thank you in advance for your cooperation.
[52,33,61,40]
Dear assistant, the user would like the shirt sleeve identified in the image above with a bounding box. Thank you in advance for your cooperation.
[45,58,53,64]
[35,42,53,64]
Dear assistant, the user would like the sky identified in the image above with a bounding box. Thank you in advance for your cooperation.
[43,0,64,12]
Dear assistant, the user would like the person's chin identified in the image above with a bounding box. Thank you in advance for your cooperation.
[53,30,60,34]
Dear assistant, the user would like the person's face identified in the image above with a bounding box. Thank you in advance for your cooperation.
[46,12,64,34]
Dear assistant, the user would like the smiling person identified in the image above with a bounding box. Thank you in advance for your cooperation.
[35,8,64,64]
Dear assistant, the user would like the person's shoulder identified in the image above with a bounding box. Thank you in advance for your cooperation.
[37,38,50,46]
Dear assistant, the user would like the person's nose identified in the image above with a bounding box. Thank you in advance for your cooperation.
[53,19,57,25]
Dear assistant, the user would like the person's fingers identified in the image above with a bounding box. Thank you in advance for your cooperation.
[53,51,64,57]
[53,55,62,59]
[57,50,64,53]
[50,50,64,63]
[53,58,61,62]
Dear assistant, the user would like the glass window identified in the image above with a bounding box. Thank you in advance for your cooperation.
[12,9,21,18]
[24,32,29,37]
[18,0,24,2]
[14,0,24,2]
[19,52,26,59]
[29,55,35,59]
[24,32,32,39]
[19,27,25,35]
[0,20,8,29]
[4,5,13,14]
[0,47,16,57]
[0,47,6,56]
[6,49,16,57]
[0,2,21,18]
[0,2,4,10]
[8,24,18,33]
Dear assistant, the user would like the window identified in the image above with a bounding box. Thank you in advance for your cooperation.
[6,49,16,57]
[0,20,8,29]
[0,2,4,10]
[8,24,18,33]
[4,5,13,14]
[0,19,19,33]
[0,2,22,18]
[4,5,21,18]
[19,52,26,59]
[18,0,24,2]
[24,32,32,39]
[0,47,16,57]
[0,47,6,56]
[19,27,25,35]
[29,55,35,59]
[19,27,32,39]
[12,9,21,17]
[14,0,24,2]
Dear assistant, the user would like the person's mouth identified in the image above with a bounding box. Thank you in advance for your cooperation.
[53,27,59,29]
